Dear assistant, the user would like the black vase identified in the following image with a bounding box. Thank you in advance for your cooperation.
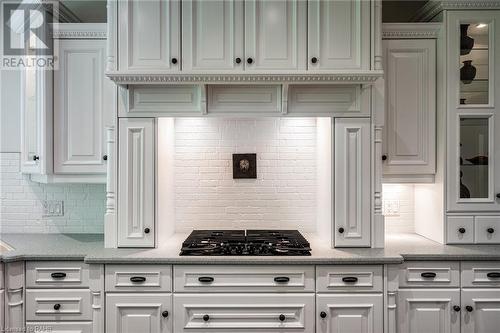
[460,24,475,55]
[460,60,476,84]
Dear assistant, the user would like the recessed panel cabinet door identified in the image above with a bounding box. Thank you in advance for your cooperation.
[106,293,172,333]
[334,118,371,247]
[182,0,244,71]
[308,0,370,70]
[118,118,155,247]
[244,0,306,71]
[118,0,180,72]
[398,289,460,333]
[462,289,500,333]
[54,39,113,174]
[316,294,383,333]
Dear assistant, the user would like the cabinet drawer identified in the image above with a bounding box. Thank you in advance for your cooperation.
[26,322,92,333]
[173,293,315,332]
[26,289,92,321]
[105,264,172,292]
[390,261,460,287]
[475,216,500,244]
[447,216,474,244]
[462,262,500,287]
[174,265,314,292]
[208,85,282,114]
[316,265,383,292]
[26,261,89,288]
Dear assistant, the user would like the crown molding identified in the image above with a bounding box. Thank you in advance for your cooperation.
[51,23,107,39]
[382,23,442,39]
[413,0,500,22]
[105,71,384,86]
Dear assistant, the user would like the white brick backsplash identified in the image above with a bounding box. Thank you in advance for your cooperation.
[173,118,317,233]
[0,153,105,233]
[382,184,415,234]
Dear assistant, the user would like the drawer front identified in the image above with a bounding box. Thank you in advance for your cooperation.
[106,264,172,292]
[173,293,315,333]
[316,265,383,292]
[462,262,500,287]
[391,261,460,288]
[475,216,500,244]
[26,322,93,333]
[26,261,89,288]
[447,216,474,244]
[174,265,315,292]
[26,289,91,321]
[208,85,282,114]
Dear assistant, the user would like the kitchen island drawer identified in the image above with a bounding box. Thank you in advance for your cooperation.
[174,265,315,292]
[105,264,172,292]
[462,262,500,287]
[26,261,89,288]
[26,322,93,333]
[173,293,315,332]
[26,289,92,321]
[389,261,460,288]
[316,265,383,292]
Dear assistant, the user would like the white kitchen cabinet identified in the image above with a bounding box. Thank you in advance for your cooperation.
[382,38,436,180]
[182,0,244,72]
[398,289,461,333]
[106,293,172,333]
[4,262,25,331]
[26,322,93,333]
[244,0,306,71]
[461,289,500,333]
[334,118,371,247]
[308,0,370,70]
[118,0,180,73]
[118,118,155,247]
[316,294,383,333]
[54,39,114,174]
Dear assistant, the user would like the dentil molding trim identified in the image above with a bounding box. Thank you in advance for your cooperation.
[51,23,107,39]
[382,23,442,39]
[413,0,500,22]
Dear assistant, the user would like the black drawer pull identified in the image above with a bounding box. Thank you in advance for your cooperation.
[487,272,500,279]
[53,303,61,310]
[130,276,146,283]
[51,272,67,279]
[342,277,359,283]
[487,227,495,234]
[421,272,437,279]
[274,276,290,283]
[198,276,214,283]
[458,227,466,234]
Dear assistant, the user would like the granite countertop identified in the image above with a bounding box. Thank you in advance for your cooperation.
[2,232,500,264]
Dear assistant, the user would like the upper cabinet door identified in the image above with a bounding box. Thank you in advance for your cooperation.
[54,39,114,174]
[244,0,307,71]
[308,0,370,70]
[383,39,436,178]
[118,0,180,73]
[182,0,244,72]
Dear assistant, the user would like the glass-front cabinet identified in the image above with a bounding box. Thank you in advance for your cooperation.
[447,11,500,212]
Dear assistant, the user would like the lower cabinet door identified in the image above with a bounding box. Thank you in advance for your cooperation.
[398,289,460,333]
[462,289,500,333]
[173,293,315,332]
[106,293,172,333]
[26,322,92,333]
[316,293,383,333]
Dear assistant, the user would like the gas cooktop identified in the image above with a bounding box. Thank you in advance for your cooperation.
[180,230,311,256]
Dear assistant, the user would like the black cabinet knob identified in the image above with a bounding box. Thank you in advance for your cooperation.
[51,272,67,279]
[466,305,473,312]
[320,311,327,318]
[487,228,495,234]
[162,310,169,318]
[103,155,108,161]
[33,155,40,161]
[144,228,150,234]
[198,276,214,283]
[171,58,178,64]
[203,314,210,322]
[235,57,242,64]
[496,193,500,199]
[130,276,146,283]
[421,272,437,279]
[453,305,461,312]
[53,304,61,310]
[274,276,290,283]
[458,228,466,234]
[338,227,345,234]
[487,272,500,278]
[247,57,253,64]
[382,155,387,161]
[279,314,286,322]
[311,57,318,64]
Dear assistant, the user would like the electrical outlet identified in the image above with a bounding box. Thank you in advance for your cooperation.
[43,200,64,217]
[383,199,400,216]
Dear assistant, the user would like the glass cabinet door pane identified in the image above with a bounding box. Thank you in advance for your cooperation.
[459,23,489,105]
[459,117,489,199]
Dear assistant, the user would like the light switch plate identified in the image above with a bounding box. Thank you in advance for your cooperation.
[383,199,400,216]
[43,200,64,217]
